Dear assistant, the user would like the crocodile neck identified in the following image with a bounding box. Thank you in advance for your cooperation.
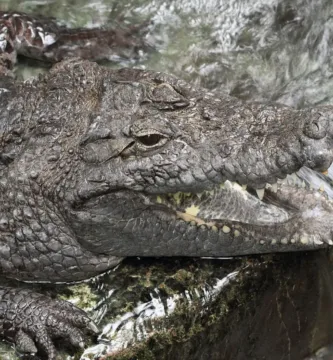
[0,79,35,167]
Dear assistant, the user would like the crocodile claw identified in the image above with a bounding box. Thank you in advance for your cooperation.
[87,320,100,334]
[0,288,98,359]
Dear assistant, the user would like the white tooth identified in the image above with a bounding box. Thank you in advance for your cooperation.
[256,188,265,200]
[300,235,309,244]
[232,182,243,191]
[196,192,203,199]
[222,225,231,233]
[287,175,294,185]
[314,238,324,245]
[271,183,278,193]
[242,184,247,191]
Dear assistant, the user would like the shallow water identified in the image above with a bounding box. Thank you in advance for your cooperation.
[5,0,333,107]
[1,0,333,359]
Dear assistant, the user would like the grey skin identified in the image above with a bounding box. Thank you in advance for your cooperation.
[1,10,333,359]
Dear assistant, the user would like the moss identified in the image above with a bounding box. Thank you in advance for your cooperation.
[59,283,98,310]
[94,258,258,360]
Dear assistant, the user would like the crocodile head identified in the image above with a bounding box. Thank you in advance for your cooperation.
[23,60,333,257]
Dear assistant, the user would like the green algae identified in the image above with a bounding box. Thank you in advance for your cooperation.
[79,253,333,360]
[59,284,98,311]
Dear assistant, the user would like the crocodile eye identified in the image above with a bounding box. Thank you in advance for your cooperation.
[137,134,164,146]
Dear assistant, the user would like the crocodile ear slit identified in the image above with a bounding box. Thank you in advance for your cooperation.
[79,127,113,146]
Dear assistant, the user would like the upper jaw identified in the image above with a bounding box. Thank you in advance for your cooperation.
[198,105,333,189]
[213,139,333,190]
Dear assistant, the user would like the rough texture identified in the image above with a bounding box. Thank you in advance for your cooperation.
[87,253,333,360]
[0,10,333,359]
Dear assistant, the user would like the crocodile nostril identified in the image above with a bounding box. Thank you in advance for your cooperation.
[303,112,328,140]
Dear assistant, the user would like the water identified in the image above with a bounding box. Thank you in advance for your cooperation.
[5,0,333,107]
[1,0,333,359]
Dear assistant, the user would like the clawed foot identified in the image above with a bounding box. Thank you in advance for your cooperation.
[1,288,98,359]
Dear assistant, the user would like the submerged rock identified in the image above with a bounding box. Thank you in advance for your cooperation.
[72,252,333,360]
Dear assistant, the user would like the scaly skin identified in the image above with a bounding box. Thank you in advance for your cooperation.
[0,10,333,359]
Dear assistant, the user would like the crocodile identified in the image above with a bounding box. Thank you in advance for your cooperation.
[1,10,333,359]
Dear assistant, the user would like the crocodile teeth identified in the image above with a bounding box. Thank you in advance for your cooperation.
[256,188,265,200]
[265,183,278,193]
[271,183,278,193]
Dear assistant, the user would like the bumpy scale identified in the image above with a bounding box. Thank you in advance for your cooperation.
[1,10,333,359]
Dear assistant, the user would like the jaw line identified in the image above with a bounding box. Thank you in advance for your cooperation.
[152,181,291,228]
[77,166,332,232]
[151,167,333,231]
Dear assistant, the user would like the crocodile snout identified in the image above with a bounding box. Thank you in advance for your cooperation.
[303,109,329,140]
[302,107,333,171]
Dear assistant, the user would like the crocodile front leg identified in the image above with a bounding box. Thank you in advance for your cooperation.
[0,176,122,358]
[0,287,98,359]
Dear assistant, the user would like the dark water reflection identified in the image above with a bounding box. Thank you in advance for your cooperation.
[1,0,333,359]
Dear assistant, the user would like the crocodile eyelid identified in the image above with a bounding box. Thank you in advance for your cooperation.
[133,128,165,137]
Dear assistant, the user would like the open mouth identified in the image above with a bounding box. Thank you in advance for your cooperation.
[156,181,291,227]
[151,166,333,245]
[73,164,333,257]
